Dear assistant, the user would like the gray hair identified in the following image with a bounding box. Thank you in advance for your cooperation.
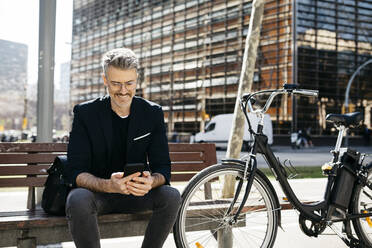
[101,48,139,77]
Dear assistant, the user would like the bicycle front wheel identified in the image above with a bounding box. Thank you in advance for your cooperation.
[352,167,372,246]
[173,163,279,248]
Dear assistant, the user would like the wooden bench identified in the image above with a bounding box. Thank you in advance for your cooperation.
[0,142,217,248]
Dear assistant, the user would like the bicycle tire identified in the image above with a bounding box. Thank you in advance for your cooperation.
[352,166,372,246]
[173,163,279,248]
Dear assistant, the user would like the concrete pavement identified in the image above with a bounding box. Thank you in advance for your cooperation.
[3,145,371,247]
[2,178,349,248]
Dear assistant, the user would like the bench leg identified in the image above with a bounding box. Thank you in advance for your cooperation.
[17,238,36,248]
[217,226,232,248]
[27,186,35,210]
[204,182,212,199]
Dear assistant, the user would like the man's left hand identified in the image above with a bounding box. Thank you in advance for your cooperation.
[126,171,153,196]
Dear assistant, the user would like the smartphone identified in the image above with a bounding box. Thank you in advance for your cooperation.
[123,163,146,177]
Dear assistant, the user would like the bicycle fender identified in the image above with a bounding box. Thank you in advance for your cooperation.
[222,159,282,228]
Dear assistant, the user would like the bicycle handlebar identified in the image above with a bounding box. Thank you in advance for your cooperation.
[293,89,318,97]
[241,87,319,115]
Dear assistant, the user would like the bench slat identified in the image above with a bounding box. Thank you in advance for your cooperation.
[171,163,210,171]
[171,173,196,181]
[0,143,67,153]
[169,152,203,161]
[169,143,213,152]
[0,165,49,176]
[0,153,64,164]
[0,143,216,186]
[0,177,46,187]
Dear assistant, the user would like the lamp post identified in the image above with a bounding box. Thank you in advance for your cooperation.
[344,59,372,112]
[343,59,372,146]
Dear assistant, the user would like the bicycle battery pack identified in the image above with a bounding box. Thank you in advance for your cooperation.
[330,149,360,210]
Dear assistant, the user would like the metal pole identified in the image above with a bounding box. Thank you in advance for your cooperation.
[36,0,56,143]
[291,0,297,134]
[343,58,372,147]
[344,59,372,111]
[35,0,56,205]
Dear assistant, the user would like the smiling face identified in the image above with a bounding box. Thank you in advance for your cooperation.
[103,66,137,115]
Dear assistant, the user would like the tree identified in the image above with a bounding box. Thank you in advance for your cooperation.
[217,1,266,246]
[223,0,265,197]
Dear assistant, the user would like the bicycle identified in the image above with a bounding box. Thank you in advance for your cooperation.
[173,84,372,248]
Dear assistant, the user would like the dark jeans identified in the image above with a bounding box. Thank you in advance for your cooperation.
[65,185,181,248]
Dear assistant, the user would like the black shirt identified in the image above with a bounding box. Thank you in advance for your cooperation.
[109,110,130,175]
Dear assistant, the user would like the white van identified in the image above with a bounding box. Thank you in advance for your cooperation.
[193,113,273,150]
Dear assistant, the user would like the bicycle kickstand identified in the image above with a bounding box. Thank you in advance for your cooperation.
[342,220,368,248]
[328,222,361,248]
[349,238,368,248]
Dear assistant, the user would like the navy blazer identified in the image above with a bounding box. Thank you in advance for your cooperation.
[65,95,171,187]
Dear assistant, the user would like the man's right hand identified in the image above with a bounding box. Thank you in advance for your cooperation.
[109,172,141,194]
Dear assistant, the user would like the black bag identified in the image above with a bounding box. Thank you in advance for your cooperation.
[41,155,71,216]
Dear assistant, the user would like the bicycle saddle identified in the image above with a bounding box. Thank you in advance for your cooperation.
[325,112,362,127]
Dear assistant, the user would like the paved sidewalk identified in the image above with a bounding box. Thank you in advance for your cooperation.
[3,145,371,247]
[1,178,349,248]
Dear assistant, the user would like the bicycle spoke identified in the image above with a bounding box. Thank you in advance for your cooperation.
[362,190,372,202]
[175,165,278,248]
[235,227,264,247]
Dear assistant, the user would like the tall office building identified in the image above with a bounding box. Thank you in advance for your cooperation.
[0,39,28,129]
[0,39,28,92]
[55,62,71,103]
[71,0,372,137]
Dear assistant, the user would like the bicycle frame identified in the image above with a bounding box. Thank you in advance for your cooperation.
[251,131,325,221]
[231,86,372,224]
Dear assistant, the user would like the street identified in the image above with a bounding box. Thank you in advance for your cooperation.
[217,145,372,167]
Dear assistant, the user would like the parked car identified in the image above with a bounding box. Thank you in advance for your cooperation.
[193,113,273,150]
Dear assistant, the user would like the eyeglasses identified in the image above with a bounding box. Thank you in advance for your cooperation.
[108,80,137,90]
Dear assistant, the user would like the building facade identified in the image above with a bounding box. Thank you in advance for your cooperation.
[71,0,372,137]
[0,39,28,130]
[296,0,372,135]
[56,62,71,104]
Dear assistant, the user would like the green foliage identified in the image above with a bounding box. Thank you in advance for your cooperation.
[260,166,323,179]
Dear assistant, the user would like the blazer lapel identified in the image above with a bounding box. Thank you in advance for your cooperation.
[98,96,113,163]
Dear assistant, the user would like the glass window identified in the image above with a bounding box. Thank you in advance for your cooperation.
[205,123,215,132]
[186,0,197,8]
[174,43,184,50]
[174,3,186,12]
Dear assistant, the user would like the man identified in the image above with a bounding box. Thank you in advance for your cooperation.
[64,48,181,248]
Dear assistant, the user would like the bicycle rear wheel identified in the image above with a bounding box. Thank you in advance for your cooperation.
[352,167,372,246]
[173,163,279,248]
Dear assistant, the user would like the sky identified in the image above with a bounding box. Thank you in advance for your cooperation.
[0,0,73,88]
